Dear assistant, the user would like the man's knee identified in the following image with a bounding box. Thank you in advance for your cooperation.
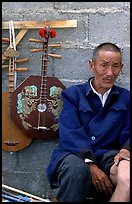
[118,160,130,188]
[110,163,118,185]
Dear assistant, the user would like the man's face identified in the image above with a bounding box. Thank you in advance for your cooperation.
[89,50,123,93]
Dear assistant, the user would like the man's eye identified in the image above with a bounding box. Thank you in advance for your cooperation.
[112,65,118,68]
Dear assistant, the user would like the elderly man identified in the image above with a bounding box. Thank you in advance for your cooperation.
[47,42,130,202]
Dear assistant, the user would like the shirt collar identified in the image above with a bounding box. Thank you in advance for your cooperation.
[89,78,111,96]
[86,77,120,97]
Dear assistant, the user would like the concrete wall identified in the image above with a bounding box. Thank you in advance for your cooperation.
[2,2,130,200]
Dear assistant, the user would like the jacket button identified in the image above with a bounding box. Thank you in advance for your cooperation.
[91,136,95,140]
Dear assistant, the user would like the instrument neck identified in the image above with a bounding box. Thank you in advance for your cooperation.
[8,58,15,108]
[40,39,49,104]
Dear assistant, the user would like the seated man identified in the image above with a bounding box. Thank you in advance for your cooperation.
[46,42,130,202]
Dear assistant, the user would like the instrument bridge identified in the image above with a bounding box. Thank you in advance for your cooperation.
[33,126,50,131]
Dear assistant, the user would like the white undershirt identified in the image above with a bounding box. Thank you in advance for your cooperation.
[85,79,111,163]
[90,79,111,107]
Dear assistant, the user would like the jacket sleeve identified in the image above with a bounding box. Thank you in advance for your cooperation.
[58,88,97,162]
[119,97,130,151]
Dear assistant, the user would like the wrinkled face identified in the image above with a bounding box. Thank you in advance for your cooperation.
[89,50,123,94]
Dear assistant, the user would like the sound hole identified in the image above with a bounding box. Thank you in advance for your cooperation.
[4,141,20,146]
[37,103,47,112]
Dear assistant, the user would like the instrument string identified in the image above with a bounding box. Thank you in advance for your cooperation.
[10,20,17,89]
[8,21,17,115]
[37,39,48,128]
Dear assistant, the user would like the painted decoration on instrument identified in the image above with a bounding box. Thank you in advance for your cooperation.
[16,85,63,131]
[17,85,39,130]
[48,86,63,131]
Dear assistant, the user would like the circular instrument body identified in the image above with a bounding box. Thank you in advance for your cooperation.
[10,75,65,139]
[2,92,32,152]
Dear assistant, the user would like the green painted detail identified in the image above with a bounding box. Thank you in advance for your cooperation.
[50,86,57,96]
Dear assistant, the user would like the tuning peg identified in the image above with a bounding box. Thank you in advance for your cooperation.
[2,38,9,43]
[29,49,62,58]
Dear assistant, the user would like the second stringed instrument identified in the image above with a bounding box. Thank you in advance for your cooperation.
[11,25,65,139]
[2,20,32,152]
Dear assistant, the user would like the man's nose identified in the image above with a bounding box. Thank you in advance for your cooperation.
[106,66,113,75]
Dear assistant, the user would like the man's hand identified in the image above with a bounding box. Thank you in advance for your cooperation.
[114,149,130,166]
[89,163,113,197]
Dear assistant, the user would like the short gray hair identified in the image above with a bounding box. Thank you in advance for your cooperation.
[92,42,122,63]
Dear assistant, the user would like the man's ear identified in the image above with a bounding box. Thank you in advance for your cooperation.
[121,63,124,70]
[88,59,94,71]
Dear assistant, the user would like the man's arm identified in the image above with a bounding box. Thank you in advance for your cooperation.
[119,97,130,150]
[59,87,96,162]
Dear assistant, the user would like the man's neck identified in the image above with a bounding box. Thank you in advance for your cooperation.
[90,78,111,95]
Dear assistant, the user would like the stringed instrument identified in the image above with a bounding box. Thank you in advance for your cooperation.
[10,25,65,139]
[2,20,32,152]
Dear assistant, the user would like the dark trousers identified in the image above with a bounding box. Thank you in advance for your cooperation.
[52,150,119,202]
[54,154,92,202]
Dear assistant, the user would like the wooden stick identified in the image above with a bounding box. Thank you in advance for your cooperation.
[48,43,61,48]
[2,184,51,202]
[2,57,29,63]
[2,58,29,69]
[29,38,61,47]
[2,65,9,68]
[2,37,9,42]
[2,56,9,60]
[16,58,29,63]
[2,20,77,29]
[29,38,43,43]
[30,48,43,53]
[15,68,28,71]
[30,49,62,58]
[2,65,28,71]
[48,53,62,58]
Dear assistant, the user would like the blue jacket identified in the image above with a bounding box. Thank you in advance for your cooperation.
[47,78,130,187]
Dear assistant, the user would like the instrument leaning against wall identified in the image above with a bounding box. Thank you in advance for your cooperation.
[11,24,65,139]
[2,20,32,152]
